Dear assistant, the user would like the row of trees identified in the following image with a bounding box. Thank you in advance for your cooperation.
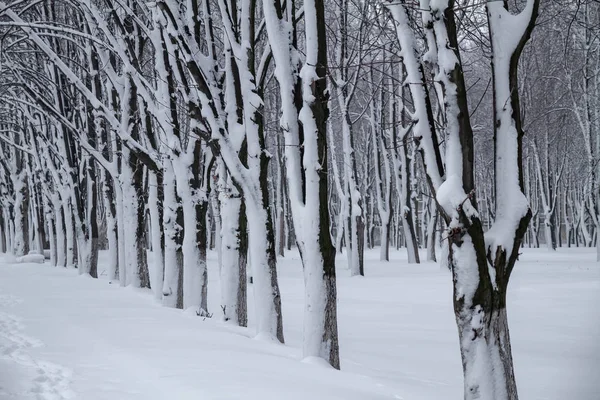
[0,0,595,398]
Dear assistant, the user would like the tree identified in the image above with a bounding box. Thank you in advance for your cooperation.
[262,0,340,368]
[387,0,539,397]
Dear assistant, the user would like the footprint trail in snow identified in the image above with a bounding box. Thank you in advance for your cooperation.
[0,292,74,399]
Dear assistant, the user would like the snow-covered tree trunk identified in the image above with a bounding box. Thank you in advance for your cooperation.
[52,195,66,267]
[388,0,539,397]
[531,135,562,251]
[563,188,572,247]
[426,199,438,262]
[102,170,119,282]
[114,73,151,289]
[113,179,126,285]
[210,174,223,276]
[148,172,164,300]
[0,211,5,254]
[219,172,247,326]
[87,157,99,278]
[120,159,142,287]
[7,210,15,254]
[333,0,366,276]
[275,130,287,258]
[175,160,204,312]
[387,58,421,264]
[452,1,538,398]
[369,60,392,261]
[329,122,347,256]
[162,160,184,309]
[211,0,284,340]
[63,198,76,268]
[44,197,56,265]
[173,141,212,314]
[263,0,340,368]
[28,172,45,255]
[13,169,29,257]
[399,132,420,264]
[132,156,150,288]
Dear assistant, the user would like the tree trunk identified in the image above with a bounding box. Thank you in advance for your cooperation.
[162,161,184,308]
[14,173,30,257]
[219,180,247,326]
[148,172,165,299]
[53,196,66,266]
[0,211,5,253]
[426,201,438,262]
[89,162,99,279]
[47,207,57,265]
[104,172,119,282]
[401,135,420,264]
[63,198,76,267]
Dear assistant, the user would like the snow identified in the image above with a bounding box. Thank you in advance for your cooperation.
[0,248,598,400]
[450,234,479,305]
[435,175,478,224]
[13,254,45,264]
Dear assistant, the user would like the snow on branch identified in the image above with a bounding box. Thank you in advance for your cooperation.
[386,1,444,192]
[485,0,539,260]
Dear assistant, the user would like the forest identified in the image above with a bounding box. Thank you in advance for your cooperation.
[0,0,598,399]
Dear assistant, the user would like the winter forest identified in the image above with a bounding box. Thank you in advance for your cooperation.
[0,0,598,399]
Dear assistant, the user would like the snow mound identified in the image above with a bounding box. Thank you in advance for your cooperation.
[15,254,45,264]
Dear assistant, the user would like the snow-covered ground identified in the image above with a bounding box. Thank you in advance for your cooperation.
[0,248,598,400]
